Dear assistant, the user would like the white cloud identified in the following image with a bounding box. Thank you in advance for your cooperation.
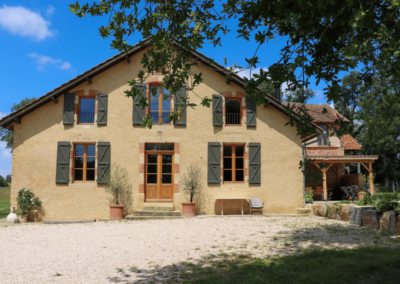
[46,6,55,17]
[0,111,8,119]
[0,5,55,40]
[29,53,72,71]
[0,142,11,176]
[235,67,268,80]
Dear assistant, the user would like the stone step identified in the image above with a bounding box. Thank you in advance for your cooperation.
[143,203,174,211]
[297,208,313,215]
[126,215,182,221]
[133,210,181,217]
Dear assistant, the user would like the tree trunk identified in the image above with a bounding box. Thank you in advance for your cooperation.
[116,188,119,205]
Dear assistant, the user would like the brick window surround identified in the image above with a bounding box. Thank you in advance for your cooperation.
[219,142,250,184]
[69,142,98,184]
[72,90,101,126]
[221,91,247,126]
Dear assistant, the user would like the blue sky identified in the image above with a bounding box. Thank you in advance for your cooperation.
[0,1,337,176]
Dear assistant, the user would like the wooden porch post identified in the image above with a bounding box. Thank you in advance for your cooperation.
[369,162,374,195]
[323,169,327,201]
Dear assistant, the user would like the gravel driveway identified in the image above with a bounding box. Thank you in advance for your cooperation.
[0,216,395,283]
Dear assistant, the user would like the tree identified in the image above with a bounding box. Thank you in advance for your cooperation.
[0,97,36,151]
[6,175,11,183]
[0,175,8,187]
[285,88,315,104]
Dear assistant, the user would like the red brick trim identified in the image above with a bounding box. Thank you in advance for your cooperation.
[174,184,179,193]
[174,164,180,174]
[139,184,144,193]
[139,163,145,174]
[174,143,180,154]
[140,143,145,154]
[70,150,74,159]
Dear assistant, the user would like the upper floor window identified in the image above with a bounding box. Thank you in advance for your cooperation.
[74,144,95,182]
[225,98,241,125]
[150,86,171,124]
[318,125,329,146]
[223,144,245,183]
[79,97,95,124]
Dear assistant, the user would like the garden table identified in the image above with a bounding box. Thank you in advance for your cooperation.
[213,197,251,216]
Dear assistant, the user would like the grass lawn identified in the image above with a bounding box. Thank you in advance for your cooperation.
[0,186,11,218]
[179,247,400,284]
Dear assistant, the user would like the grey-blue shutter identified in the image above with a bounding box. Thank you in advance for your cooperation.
[63,93,75,125]
[97,142,111,184]
[174,84,186,126]
[56,142,70,184]
[97,93,108,125]
[212,94,223,126]
[133,83,147,125]
[246,97,257,127]
[208,142,221,184]
[249,143,261,184]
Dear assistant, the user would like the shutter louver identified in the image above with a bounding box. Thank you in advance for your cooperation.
[212,94,223,127]
[56,142,70,184]
[133,83,147,125]
[249,143,261,184]
[97,93,108,125]
[63,93,75,125]
[246,97,257,127]
[208,142,221,184]
[174,84,187,126]
[97,142,111,184]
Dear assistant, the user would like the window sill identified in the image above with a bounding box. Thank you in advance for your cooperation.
[73,181,96,184]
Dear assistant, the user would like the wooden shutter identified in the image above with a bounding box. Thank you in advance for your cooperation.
[133,83,147,125]
[63,93,75,125]
[208,142,221,184]
[97,93,108,125]
[246,97,257,127]
[212,94,223,126]
[97,142,111,184]
[56,142,70,184]
[249,143,261,184]
[174,84,186,126]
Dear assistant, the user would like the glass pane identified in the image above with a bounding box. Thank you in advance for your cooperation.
[87,157,95,169]
[223,145,232,157]
[80,98,95,123]
[236,158,244,169]
[162,98,171,111]
[162,165,172,173]
[87,170,95,181]
[161,112,170,124]
[150,111,159,123]
[75,157,84,169]
[167,143,174,151]
[224,158,232,169]
[150,86,159,98]
[147,175,157,184]
[75,145,84,156]
[236,170,244,182]
[150,99,159,111]
[146,144,153,151]
[235,145,244,157]
[87,145,95,157]
[225,100,241,113]
[148,154,157,163]
[160,144,166,150]
[162,87,171,98]
[75,170,83,181]
[147,165,157,174]
[162,175,172,184]
[162,155,172,163]
[224,170,232,181]
[153,144,160,150]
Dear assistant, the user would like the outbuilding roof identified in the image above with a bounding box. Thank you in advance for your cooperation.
[282,103,350,123]
[341,134,362,150]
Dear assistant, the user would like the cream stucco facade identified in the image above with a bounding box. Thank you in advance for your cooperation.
[9,49,304,220]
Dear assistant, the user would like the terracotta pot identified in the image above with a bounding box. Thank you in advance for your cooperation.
[358,192,366,201]
[110,205,124,220]
[19,215,28,223]
[182,202,196,217]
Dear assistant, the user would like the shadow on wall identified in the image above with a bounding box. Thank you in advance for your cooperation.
[213,199,264,215]
[28,206,46,222]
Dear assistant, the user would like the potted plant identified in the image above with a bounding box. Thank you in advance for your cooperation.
[180,164,203,216]
[305,190,314,204]
[15,189,42,223]
[104,164,133,220]
[358,191,366,201]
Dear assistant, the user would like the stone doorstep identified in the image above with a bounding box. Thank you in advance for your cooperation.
[133,210,181,217]
[125,215,182,220]
[143,206,174,212]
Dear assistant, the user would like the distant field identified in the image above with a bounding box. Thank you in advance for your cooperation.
[0,186,11,218]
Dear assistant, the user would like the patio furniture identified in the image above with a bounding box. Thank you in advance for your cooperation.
[314,187,323,201]
[340,186,351,200]
[249,198,265,215]
[305,187,313,192]
[214,197,251,216]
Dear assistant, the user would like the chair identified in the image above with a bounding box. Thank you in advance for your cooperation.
[314,187,323,201]
[340,186,350,200]
[249,198,265,215]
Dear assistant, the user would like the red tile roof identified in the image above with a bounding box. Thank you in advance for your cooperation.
[282,103,350,123]
[342,134,362,150]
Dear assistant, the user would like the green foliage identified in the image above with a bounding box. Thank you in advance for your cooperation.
[0,175,8,187]
[5,174,11,183]
[299,158,324,186]
[361,194,374,206]
[14,219,20,224]
[104,163,133,208]
[15,189,42,216]
[180,164,203,203]
[376,192,399,212]
[285,88,315,104]
[305,190,314,203]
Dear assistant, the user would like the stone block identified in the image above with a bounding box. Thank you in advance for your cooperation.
[349,206,376,226]
[380,211,398,234]
[327,204,338,220]
[297,208,313,215]
[362,210,383,230]
[311,205,326,217]
[339,204,356,222]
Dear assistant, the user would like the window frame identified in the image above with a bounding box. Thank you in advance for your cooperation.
[77,95,96,125]
[73,143,96,183]
[225,97,243,126]
[223,143,245,183]
[148,84,173,125]
[318,125,329,146]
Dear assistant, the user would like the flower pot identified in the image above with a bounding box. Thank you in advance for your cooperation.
[19,215,28,223]
[110,205,124,220]
[182,202,196,217]
[358,193,366,202]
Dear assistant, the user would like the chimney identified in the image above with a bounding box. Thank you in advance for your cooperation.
[274,83,281,101]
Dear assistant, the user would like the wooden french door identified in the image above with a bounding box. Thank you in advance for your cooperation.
[145,150,174,202]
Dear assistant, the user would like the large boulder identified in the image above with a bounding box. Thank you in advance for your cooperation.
[380,211,398,234]
[311,205,326,217]
[339,204,356,222]
[349,206,376,226]
[327,204,338,220]
[362,210,383,230]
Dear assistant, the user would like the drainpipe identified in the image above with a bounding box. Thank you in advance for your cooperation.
[274,83,281,101]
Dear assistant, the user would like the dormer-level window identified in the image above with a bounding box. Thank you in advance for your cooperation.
[318,125,329,146]
[150,86,171,124]
[79,97,96,124]
[225,98,241,125]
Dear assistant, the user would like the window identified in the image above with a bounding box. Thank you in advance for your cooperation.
[223,144,244,182]
[145,143,174,151]
[225,98,241,125]
[74,144,95,182]
[79,97,96,124]
[150,86,171,124]
[318,125,329,146]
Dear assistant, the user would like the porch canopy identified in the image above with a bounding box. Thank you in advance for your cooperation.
[308,155,379,200]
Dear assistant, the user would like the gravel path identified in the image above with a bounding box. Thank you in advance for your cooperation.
[0,216,396,283]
